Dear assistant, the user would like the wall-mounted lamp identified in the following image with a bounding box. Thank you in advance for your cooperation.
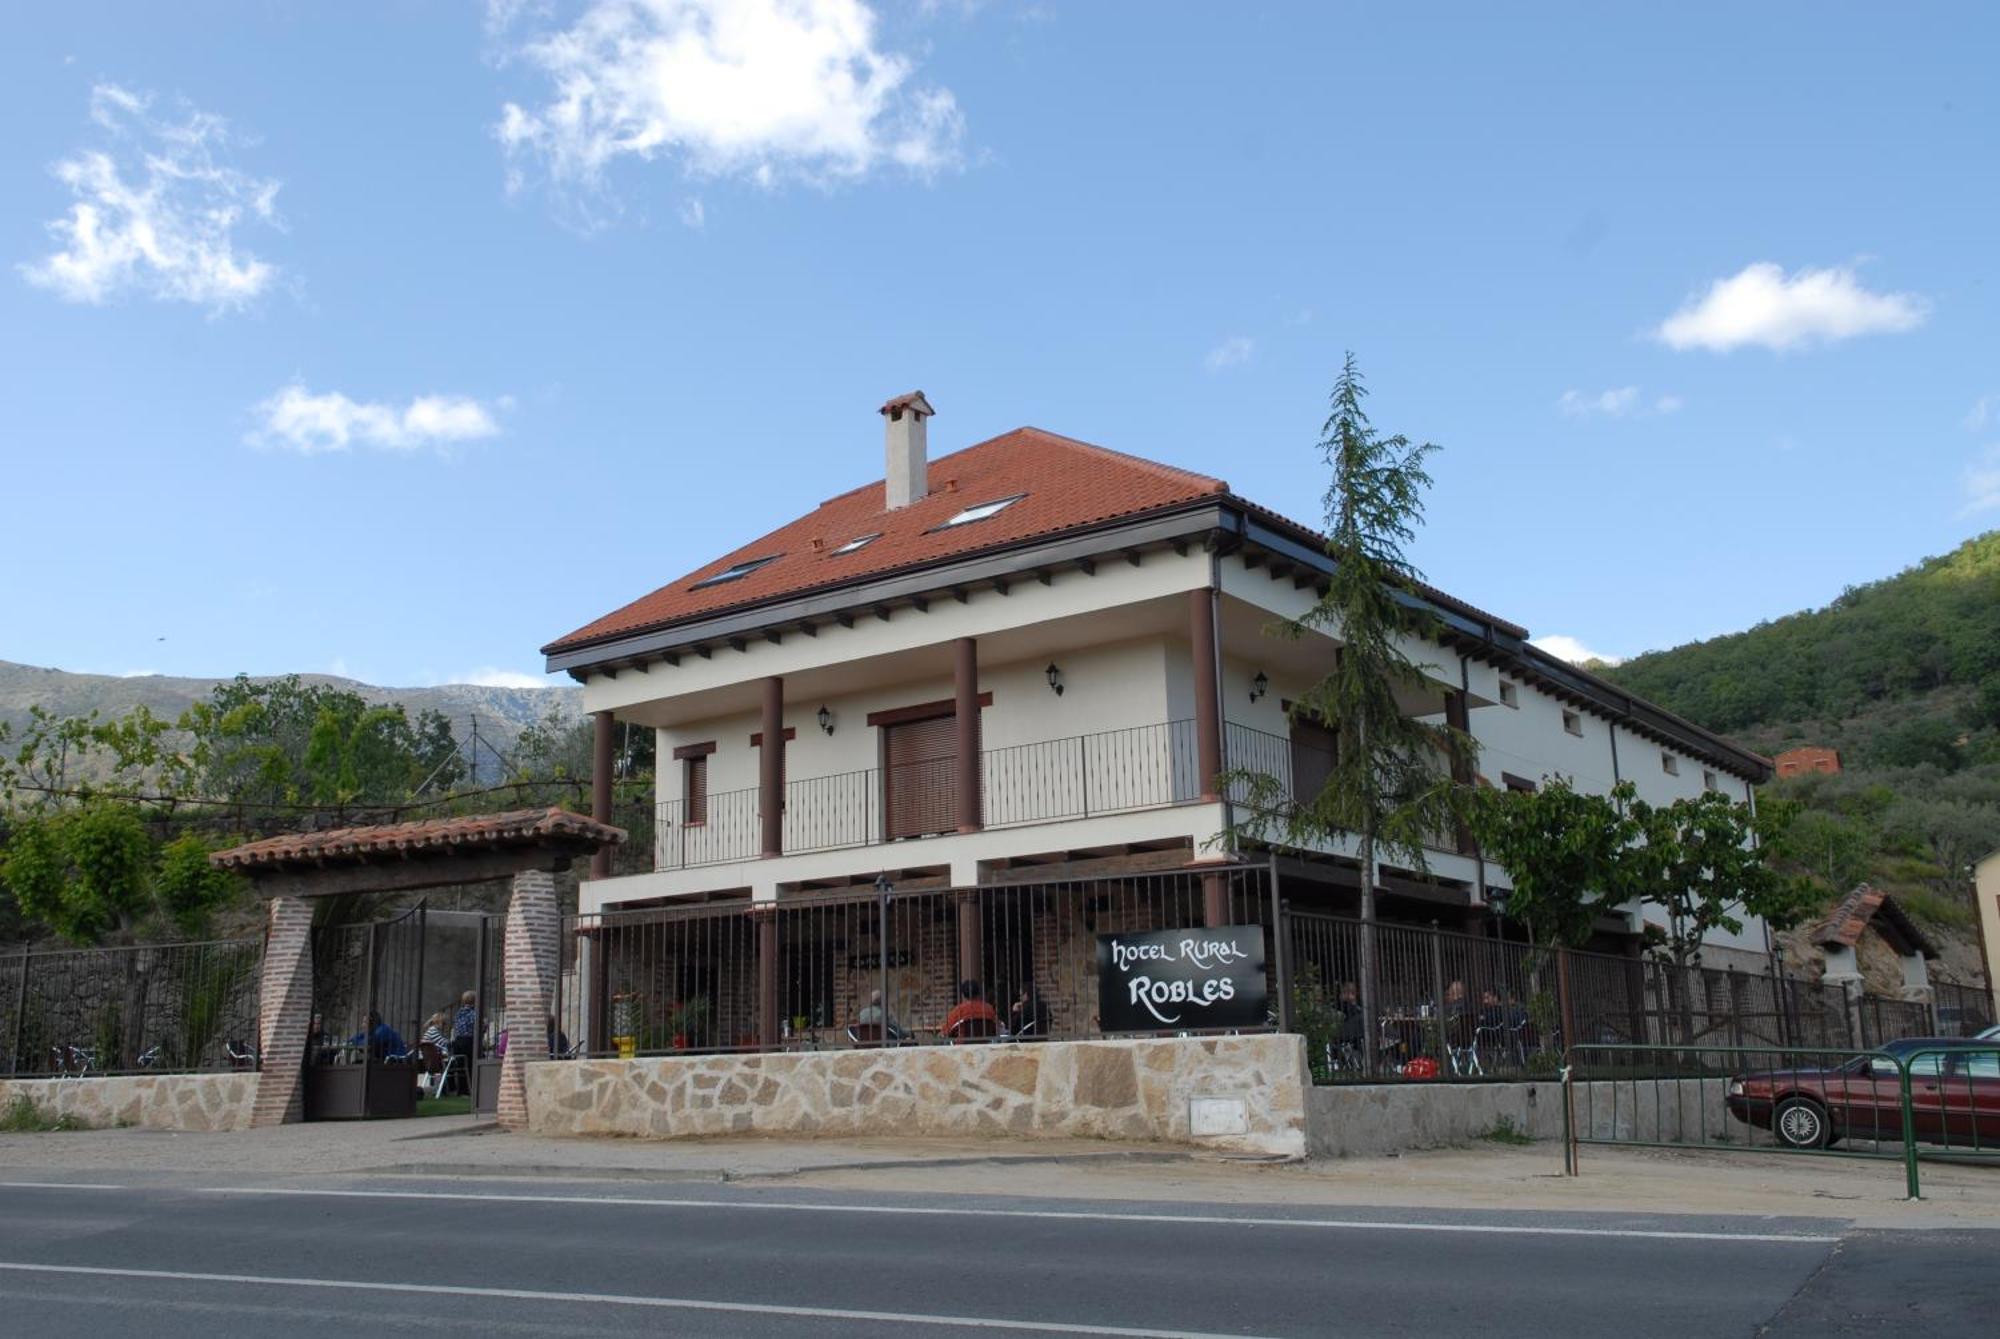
[1250,671,1269,703]
[1045,662,1065,696]
[816,705,834,736]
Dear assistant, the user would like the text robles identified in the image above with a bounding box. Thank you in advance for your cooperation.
[1096,926,1268,1031]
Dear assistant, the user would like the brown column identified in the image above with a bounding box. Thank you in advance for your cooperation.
[497,869,558,1132]
[590,710,614,879]
[760,676,784,858]
[1202,871,1231,928]
[955,889,982,990]
[954,636,982,832]
[1190,587,1223,800]
[756,907,780,1047]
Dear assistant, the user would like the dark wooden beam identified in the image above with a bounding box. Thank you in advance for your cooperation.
[992,578,1010,597]
[911,594,930,613]
[1037,569,1054,586]
[728,637,748,653]
[836,611,855,629]
[799,621,817,638]
[249,847,580,901]
[1077,557,1096,576]
[952,587,970,604]
[763,629,783,645]
[1122,549,1143,568]
[696,645,713,659]
[664,653,680,667]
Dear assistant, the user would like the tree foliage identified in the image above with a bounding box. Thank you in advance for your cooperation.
[0,801,239,944]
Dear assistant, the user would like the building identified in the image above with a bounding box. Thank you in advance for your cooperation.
[544,393,1773,975]
[1774,746,1841,778]
[1976,849,2000,1023]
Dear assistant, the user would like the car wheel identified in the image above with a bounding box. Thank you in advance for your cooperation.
[1773,1096,1830,1150]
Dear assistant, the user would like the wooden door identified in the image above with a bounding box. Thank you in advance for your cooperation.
[884,714,958,839]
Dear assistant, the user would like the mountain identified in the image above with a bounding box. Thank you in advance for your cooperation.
[1597,532,2000,986]
[1602,531,2000,768]
[0,660,581,753]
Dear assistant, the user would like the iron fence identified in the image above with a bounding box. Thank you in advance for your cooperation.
[4,938,262,1077]
[1282,910,1969,1086]
[1934,980,1995,1037]
[1561,1041,2000,1197]
[556,863,1278,1058]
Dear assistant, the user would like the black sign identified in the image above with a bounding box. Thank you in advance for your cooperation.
[1096,925,1267,1032]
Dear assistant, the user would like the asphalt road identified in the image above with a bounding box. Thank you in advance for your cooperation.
[0,1175,1991,1337]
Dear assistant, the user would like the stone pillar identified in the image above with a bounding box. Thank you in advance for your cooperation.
[497,869,559,1132]
[954,637,982,833]
[249,896,315,1128]
[1190,587,1223,801]
[590,711,614,880]
[955,889,982,989]
[756,907,780,1047]
[760,676,784,859]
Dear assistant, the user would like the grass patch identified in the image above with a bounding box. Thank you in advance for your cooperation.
[1479,1115,1534,1146]
[0,1095,93,1133]
[415,1095,472,1118]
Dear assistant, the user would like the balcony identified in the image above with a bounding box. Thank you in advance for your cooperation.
[651,717,1471,874]
[657,720,1203,871]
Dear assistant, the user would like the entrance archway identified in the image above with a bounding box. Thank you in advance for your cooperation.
[211,807,624,1129]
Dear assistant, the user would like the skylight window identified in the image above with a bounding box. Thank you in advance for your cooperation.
[831,533,881,556]
[689,554,781,590]
[934,493,1025,530]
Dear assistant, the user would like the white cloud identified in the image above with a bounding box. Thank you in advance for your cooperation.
[680,197,706,228]
[20,83,283,311]
[1531,634,1623,668]
[118,668,159,678]
[1966,395,1997,431]
[1558,386,1639,418]
[493,0,965,218]
[1964,445,2000,515]
[455,667,550,689]
[1557,386,1683,419]
[250,384,505,454]
[1204,335,1254,372]
[1656,262,1928,353]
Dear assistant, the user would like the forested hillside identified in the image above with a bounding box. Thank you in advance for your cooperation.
[1602,531,2000,967]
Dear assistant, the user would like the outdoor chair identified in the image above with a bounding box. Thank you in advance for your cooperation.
[413,1041,460,1099]
[845,1022,887,1047]
[1471,1024,1511,1072]
[1444,1015,1481,1077]
[946,1016,1000,1044]
[224,1038,259,1070]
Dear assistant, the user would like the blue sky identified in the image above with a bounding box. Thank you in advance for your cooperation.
[3,2,1995,687]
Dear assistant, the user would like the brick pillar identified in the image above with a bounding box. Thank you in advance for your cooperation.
[954,637,982,832]
[497,869,559,1132]
[756,906,780,1047]
[250,896,314,1128]
[590,711,614,880]
[1202,871,1231,928]
[1190,587,1223,801]
[760,677,784,858]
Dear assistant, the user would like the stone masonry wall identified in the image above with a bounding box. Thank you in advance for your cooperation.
[526,1033,1309,1157]
[0,1072,256,1132]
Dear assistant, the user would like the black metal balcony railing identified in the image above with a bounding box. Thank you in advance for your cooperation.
[655,719,1202,871]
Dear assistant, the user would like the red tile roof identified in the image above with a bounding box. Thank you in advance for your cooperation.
[545,428,1229,654]
[1811,883,1937,959]
[211,807,625,873]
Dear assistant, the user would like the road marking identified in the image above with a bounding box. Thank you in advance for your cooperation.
[200,1186,1840,1244]
[0,1182,127,1191]
[0,1261,1258,1337]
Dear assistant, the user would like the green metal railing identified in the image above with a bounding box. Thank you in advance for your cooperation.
[1561,1041,2000,1198]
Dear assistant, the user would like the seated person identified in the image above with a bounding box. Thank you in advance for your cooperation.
[420,1011,451,1054]
[1008,982,1051,1038]
[1476,988,1507,1030]
[854,989,908,1041]
[547,1015,571,1058]
[348,1011,407,1062]
[942,980,999,1041]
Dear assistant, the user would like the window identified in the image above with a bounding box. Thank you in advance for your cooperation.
[830,533,880,556]
[1561,709,1583,737]
[1661,754,1680,777]
[1498,681,1518,709]
[932,493,1025,530]
[690,553,781,590]
[1502,772,1537,794]
[684,755,708,825]
[1702,769,1718,792]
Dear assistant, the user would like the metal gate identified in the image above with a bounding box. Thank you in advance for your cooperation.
[306,903,426,1120]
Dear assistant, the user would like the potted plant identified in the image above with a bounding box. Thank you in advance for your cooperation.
[666,999,710,1050]
[610,989,641,1061]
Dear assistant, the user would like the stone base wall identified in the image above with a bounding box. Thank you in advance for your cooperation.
[1306,1076,1735,1157]
[0,1072,257,1132]
[526,1034,1309,1157]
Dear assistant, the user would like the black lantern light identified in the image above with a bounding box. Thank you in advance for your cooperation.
[1250,671,1269,703]
[1045,662,1064,696]
[817,705,834,735]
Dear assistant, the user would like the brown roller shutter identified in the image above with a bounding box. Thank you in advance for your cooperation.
[883,713,959,840]
[1288,717,1337,806]
[685,755,708,824]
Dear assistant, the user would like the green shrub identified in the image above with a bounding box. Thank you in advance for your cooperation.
[0,1094,90,1132]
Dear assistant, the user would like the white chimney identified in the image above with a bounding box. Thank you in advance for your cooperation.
[880,390,935,509]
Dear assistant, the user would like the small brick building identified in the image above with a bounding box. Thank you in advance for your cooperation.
[1774,746,1841,778]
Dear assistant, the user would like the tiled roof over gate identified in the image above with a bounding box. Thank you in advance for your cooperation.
[211,806,624,873]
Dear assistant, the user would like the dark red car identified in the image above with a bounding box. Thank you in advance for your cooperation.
[1726,1038,2000,1150]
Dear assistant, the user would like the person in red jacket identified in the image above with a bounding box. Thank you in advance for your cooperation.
[942,980,999,1042]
